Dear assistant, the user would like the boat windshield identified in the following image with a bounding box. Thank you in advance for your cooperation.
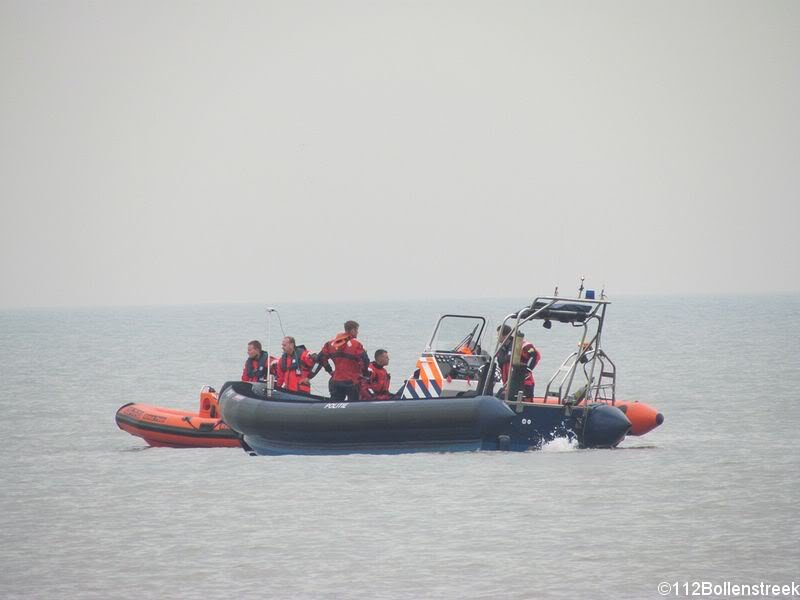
[427,315,486,354]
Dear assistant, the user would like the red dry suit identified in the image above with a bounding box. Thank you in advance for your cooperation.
[274,345,316,393]
[242,353,273,382]
[318,333,369,384]
[360,361,392,400]
[499,342,541,387]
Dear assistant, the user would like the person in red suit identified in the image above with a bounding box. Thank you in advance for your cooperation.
[274,336,316,393]
[318,320,369,402]
[361,349,392,400]
[496,325,541,398]
[242,340,270,382]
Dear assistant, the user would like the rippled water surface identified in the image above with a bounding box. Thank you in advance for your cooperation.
[1,296,798,599]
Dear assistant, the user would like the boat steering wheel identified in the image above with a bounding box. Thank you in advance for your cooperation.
[449,355,471,377]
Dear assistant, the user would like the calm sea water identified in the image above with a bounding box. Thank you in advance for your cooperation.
[1,296,798,599]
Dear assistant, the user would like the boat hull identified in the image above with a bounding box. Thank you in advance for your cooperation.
[530,397,664,436]
[115,402,240,448]
[219,382,631,455]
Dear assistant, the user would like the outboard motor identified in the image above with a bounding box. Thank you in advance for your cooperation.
[580,404,631,448]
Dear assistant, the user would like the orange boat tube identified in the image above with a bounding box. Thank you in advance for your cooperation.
[115,387,240,448]
[530,397,663,436]
[612,401,664,436]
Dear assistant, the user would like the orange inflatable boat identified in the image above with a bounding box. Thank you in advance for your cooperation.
[529,397,663,436]
[116,386,240,448]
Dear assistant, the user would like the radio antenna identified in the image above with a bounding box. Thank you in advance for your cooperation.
[265,307,280,395]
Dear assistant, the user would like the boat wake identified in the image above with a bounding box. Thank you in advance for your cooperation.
[540,437,580,452]
[614,443,660,451]
[120,445,152,453]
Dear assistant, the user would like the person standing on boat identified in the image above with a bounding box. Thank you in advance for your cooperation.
[361,349,392,400]
[242,340,271,382]
[274,336,316,394]
[318,320,370,402]
[496,325,541,399]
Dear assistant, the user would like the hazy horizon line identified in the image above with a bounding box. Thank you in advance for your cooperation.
[1,289,797,312]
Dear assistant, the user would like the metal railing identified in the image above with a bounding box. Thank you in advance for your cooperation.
[481,295,615,406]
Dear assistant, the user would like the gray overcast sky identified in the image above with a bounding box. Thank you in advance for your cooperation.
[1,1,798,308]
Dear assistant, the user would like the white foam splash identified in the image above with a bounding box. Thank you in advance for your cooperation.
[540,436,579,452]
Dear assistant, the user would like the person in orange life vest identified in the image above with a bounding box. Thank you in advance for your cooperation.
[496,325,541,398]
[242,340,272,382]
[317,320,370,402]
[273,336,316,393]
[361,349,392,400]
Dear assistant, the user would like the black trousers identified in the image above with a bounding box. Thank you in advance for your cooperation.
[330,381,360,402]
